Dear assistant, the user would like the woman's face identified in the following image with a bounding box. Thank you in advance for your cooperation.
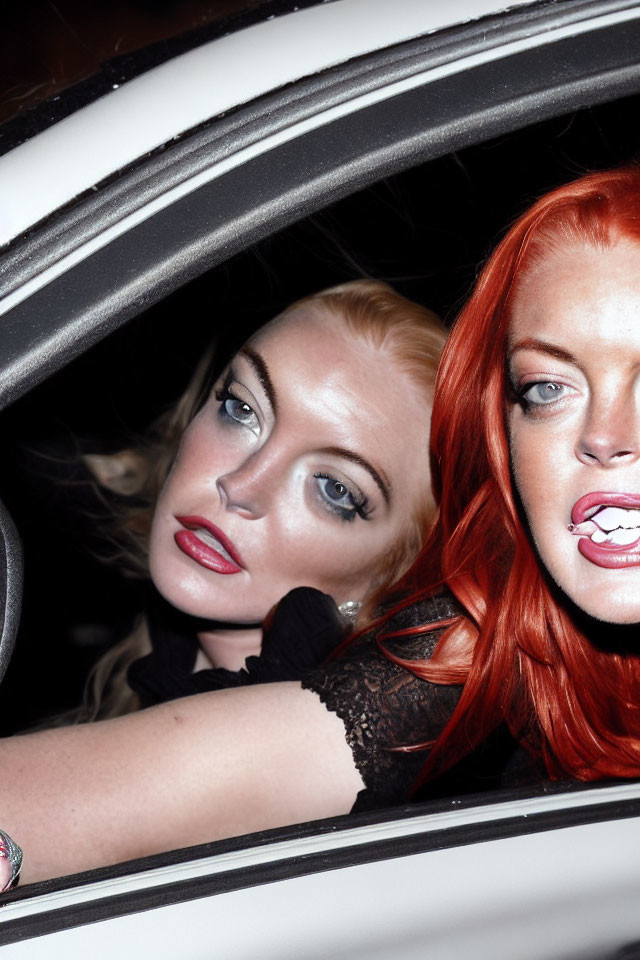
[150,304,432,623]
[508,238,640,623]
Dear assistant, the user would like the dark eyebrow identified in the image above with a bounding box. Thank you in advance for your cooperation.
[240,347,278,413]
[509,337,579,365]
[320,446,392,507]
[236,352,390,506]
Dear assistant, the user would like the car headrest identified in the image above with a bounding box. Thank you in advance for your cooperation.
[0,496,22,683]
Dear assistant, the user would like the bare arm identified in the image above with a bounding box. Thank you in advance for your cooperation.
[1,682,363,883]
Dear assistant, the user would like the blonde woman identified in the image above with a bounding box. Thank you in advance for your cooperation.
[1,279,446,883]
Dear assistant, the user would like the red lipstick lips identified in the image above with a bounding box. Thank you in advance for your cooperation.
[174,516,244,575]
[571,491,640,525]
[570,492,640,569]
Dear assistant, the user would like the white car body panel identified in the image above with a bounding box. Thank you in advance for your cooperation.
[1,2,639,319]
[3,783,640,958]
[0,0,537,248]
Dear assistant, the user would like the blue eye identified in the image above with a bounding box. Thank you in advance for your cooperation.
[224,397,255,424]
[215,387,260,434]
[520,381,570,407]
[314,474,370,523]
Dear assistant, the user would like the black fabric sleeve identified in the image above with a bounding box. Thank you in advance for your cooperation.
[301,595,463,811]
[129,586,349,706]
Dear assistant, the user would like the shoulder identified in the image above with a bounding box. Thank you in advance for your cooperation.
[337,590,462,666]
[304,592,462,736]
[377,591,462,637]
[301,592,463,810]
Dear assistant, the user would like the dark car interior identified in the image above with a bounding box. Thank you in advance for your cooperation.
[1,91,639,734]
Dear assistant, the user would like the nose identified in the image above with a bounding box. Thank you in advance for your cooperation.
[216,448,279,519]
[576,389,640,467]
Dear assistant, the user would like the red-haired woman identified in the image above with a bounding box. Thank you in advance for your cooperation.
[407,163,640,787]
[2,167,640,885]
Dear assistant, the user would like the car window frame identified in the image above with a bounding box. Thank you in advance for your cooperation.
[1,0,640,412]
[1,0,640,948]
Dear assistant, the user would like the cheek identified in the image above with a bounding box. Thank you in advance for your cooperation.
[509,419,550,526]
[267,512,394,599]
[509,423,575,589]
[159,416,236,503]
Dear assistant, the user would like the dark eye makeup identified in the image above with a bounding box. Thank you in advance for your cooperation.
[215,370,259,432]
[214,367,372,524]
[314,473,371,523]
[511,377,573,413]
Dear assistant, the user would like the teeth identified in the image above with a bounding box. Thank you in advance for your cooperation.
[608,527,640,546]
[588,526,640,546]
[593,506,640,531]
[572,506,640,547]
[194,529,233,562]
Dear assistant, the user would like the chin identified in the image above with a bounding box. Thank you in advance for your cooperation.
[568,584,640,626]
[542,543,640,626]
[151,567,201,615]
[149,554,208,617]
[151,564,265,625]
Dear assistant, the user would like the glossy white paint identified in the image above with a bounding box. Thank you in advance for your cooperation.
[2,2,639,319]
[0,0,537,247]
[3,784,640,958]
[3,782,640,958]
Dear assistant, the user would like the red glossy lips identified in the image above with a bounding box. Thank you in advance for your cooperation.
[174,516,244,575]
[571,492,640,568]
[571,491,640,525]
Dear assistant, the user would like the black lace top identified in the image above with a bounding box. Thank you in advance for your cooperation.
[301,593,543,811]
[128,587,544,812]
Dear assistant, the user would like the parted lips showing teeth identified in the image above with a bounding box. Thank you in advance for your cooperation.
[571,505,640,545]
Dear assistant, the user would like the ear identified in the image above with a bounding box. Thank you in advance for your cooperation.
[83,451,147,496]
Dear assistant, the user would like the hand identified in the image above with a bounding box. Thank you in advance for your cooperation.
[257,587,348,679]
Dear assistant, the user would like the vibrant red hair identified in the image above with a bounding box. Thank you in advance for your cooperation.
[393,165,640,785]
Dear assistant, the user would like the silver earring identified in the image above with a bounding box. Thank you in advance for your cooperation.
[338,600,362,625]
